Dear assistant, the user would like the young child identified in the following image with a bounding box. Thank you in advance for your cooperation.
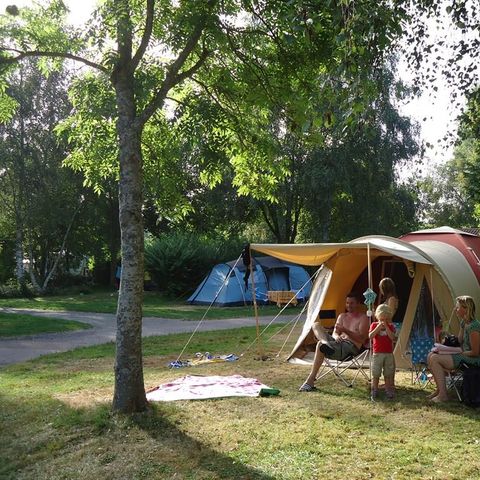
[369,304,396,400]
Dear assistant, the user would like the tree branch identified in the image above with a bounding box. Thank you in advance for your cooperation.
[0,48,108,74]
[131,0,155,70]
[136,40,210,128]
[41,197,84,291]
[191,76,255,150]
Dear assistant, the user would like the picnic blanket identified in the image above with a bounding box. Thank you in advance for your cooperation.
[146,374,278,402]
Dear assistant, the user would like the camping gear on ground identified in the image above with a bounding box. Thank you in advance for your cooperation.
[187,256,312,306]
[267,290,298,307]
[168,352,239,368]
[460,365,480,407]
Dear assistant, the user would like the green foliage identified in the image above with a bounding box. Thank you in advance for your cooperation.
[0,0,424,246]
[457,88,480,224]
[0,279,34,298]
[415,127,478,229]
[0,236,15,283]
[144,232,246,297]
[56,72,119,193]
[0,81,17,122]
[0,60,90,291]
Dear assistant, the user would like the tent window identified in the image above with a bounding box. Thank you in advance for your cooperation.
[319,310,336,319]
[410,280,440,339]
[380,259,413,324]
[264,267,290,291]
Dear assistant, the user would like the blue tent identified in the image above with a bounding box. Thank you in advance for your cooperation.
[187,256,312,306]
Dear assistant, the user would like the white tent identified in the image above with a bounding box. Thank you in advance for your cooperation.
[251,229,480,368]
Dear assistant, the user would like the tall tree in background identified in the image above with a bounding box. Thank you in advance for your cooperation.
[413,158,475,228]
[324,66,420,240]
[412,86,480,229]
[0,59,87,293]
[458,88,480,223]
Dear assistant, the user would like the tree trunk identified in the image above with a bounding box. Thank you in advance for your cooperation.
[27,244,42,293]
[108,195,121,287]
[14,220,25,285]
[112,77,148,413]
[40,199,83,292]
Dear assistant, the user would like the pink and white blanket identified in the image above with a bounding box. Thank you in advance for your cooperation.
[146,374,271,402]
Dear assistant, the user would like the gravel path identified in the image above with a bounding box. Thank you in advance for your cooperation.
[0,308,297,366]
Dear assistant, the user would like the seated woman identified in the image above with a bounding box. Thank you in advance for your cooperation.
[427,295,480,403]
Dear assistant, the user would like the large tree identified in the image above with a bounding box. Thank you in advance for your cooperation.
[418,87,480,229]
[0,0,420,412]
[0,59,89,293]
[458,88,480,221]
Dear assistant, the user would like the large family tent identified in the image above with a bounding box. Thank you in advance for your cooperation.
[251,227,480,368]
[187,256,312,307]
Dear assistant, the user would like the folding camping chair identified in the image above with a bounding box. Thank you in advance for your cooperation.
[409,335,434,388]
[316,346,371,387]
[445,361,479,402]
[446,368,464,401]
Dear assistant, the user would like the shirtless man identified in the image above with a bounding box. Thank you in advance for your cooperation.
[299,292,370,392]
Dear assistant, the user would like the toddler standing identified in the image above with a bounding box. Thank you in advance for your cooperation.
[369,304,396,400]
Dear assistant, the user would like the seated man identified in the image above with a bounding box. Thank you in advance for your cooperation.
[299,292,370,392]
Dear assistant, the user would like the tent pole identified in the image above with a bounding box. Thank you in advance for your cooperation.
[250,248,264,359]
[367,243,373,383]
[367,243,372,291]
[430,268,436,341]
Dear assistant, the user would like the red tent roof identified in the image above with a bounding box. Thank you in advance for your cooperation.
[400,227,480,284]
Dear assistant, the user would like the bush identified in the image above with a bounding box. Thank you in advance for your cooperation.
[0,279,35,298]
[145,233,246,297]
[0,238,16,284]
[50,272,93,289]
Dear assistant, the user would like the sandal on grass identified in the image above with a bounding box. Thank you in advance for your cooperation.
[299,383,317,392]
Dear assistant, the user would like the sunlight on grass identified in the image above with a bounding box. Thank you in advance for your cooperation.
[1,326,480,479]
[0,289,286,320]
[0,313,91,337]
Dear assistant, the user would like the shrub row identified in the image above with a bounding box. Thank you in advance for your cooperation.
[145,233,246,297]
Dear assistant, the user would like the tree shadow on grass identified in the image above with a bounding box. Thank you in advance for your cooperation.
[0,392,276,480]
[307,378,480,420]
[131,404,276,480]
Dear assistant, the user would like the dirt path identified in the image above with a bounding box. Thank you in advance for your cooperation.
[0,308,297,366]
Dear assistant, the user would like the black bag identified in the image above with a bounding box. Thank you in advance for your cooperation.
[443,334,460,347]
[461,366,480,407]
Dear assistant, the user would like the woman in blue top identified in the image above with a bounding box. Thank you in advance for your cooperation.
[428,295,480,403]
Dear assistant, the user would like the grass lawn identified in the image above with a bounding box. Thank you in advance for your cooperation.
[0,312,91,337]
[0,290,287,320]
[1,325,479,480]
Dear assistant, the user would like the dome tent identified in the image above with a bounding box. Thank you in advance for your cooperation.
[250,228,480,368]
[187,256,312,307]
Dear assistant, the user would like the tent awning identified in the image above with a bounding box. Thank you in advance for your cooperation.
[251,236,433,267]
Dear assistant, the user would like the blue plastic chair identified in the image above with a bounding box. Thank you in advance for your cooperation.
[410,335,434,387]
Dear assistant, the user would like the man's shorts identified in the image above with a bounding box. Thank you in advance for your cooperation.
[371,353,395,377]
[323,335,361,361]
